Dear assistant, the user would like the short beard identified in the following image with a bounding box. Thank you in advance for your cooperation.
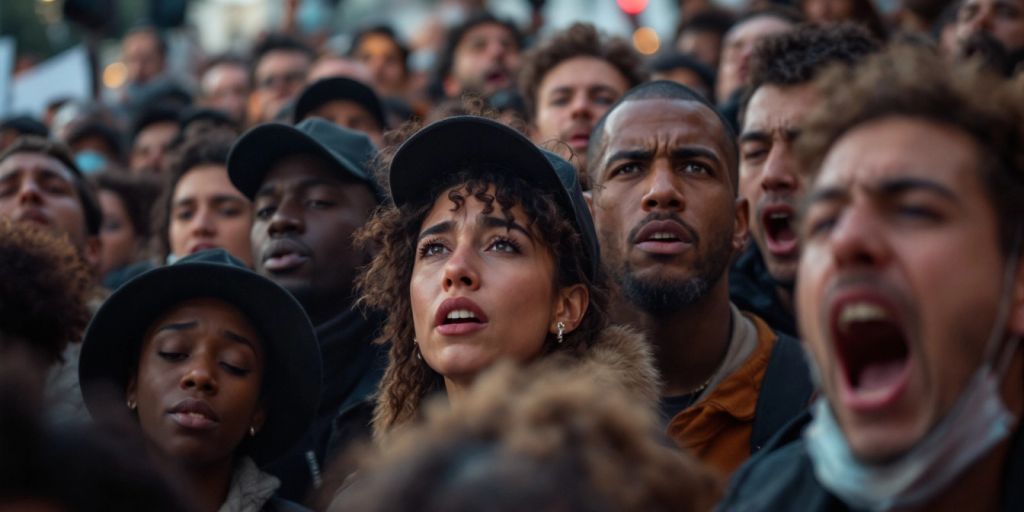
[619,268,712,316]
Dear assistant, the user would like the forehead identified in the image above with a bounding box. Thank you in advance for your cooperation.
[540,56,628,90]
[603,99,733,157]
[174,164,233,196]
[421,184,533,226]
[459,22,515,46]
[0,152,75,180]
[725,16,793,45]
[312,99,374,118]
[743,83,819,131]
[815,117,983,195]
[146,297,262,345]
[359,33,401,55]
[257,50,310,71]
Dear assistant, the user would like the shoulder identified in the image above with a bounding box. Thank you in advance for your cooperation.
[574,324,661,408]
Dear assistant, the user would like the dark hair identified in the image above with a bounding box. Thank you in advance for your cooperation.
[588,80,738,191]
[802,0,888,40]
[648,51,717,100]
[739,23,880,125]
[91,172,161,241]
[731,5,806,30]
[154,130,236,259]
[358,143,609,434]
[251,33,316,69]
[66,120,126,165]
[0,136,102,236]
[130,105,180,147]
[0,218,92,365]
[0,116,49,138]
[517,23,647,120]
[673,8,736,44]
[431,12,522,99]
[796,44,1024,255]
[349,25,410,73]
[200,53,249,78]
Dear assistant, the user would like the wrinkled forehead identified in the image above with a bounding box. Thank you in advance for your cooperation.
[603,99,736,164]
[0,152,75,181]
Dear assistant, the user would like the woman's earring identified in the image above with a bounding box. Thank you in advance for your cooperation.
[414,339,422,360]
[126,399,137,411]
[249,426,257,437]
[556,321,566,344]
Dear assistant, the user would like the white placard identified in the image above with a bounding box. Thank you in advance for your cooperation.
[10,45,92,118]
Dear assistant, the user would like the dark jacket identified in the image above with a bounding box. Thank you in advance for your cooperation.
[266,307,386,502]
[718,411,1024,511]
[730,244,797,338]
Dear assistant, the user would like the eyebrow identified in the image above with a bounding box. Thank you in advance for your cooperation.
[255,176,342,199]
[416,216,534,242]
[605,148,654,165]
[155,321,199,334]
[670,146,723,166]
[803,176,960,209]
[223,330,257,352]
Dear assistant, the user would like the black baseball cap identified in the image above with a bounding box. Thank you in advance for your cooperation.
[292,77,388,130]
[389,115,599,280]
[227,118,380,200]
[78,249,322,466]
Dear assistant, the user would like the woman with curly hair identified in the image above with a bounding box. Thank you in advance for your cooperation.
[357,115,659,439]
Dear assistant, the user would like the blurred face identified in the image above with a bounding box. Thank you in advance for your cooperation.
[131,121,179,175]
[797,117,1011,462]
[254,50,312,121]
[532,57,629,168]
[169,165,253,266]
[803,0,856,24]
[0,153,92,253]
[411,187,562,383]
[306,100,384,146]
[717,16,795,102]
[122,31,165,85]
[739,83,817,286]
[98,189,138,276]
[251,155,377,318]
[591,99,745,314]
[201,63,250,122]
[956,0,1024,53]
[676,29,724,69]
[445,22,522,97]
[354,33,407,96]
[652,68,712,101]
[127,298,265,467]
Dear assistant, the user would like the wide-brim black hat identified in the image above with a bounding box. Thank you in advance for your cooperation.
[293,76,388,130]
[389,115,599,280]
[227,118,379,200]
[78,249,322,466]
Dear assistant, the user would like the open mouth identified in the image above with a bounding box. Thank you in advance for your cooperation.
[435,297,489,336]
[262,240,310,273]
[761,205,798,257]
[831,296,912,412]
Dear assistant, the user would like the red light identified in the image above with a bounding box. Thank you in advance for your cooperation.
[617,0,649,15]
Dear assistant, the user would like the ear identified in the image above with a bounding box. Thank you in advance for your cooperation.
[550,283,589,335]
[583,190,594,215]
[249,401,267,433]
[84,235,102,279]
[732,196,750,253]
[126,374,138,407]
[1010,254,1024,336]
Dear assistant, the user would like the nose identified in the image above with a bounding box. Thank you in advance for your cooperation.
[569,94,593,121]
[761,145,798,193]
[829,205,890,269]
[641,164,685,212]
[442,244,481,292]
[267,198,304,237]
[179,358,218,394]
[16,178,44,206]
[190,207,216,238]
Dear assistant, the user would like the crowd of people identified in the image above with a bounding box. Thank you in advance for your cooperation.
[1,0,1023,510]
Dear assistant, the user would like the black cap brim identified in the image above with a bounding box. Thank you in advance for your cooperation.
[78,259,321,466]
[293,77,387,130]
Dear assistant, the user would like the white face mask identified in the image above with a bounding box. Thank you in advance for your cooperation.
[805,234,1022,511]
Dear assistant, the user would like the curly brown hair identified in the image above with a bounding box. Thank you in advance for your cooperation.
[0,218,92,365]
[357,164,609,436]
[517,23,649,121]
[329,360,720,512]
[796,44,1024,254]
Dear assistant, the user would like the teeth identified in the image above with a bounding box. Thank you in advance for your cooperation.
[650,232,677,241]
[446,309,477,320]
[838,302,889,333]
[769,213,790,220]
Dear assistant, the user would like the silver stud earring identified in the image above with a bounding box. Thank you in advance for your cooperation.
[127,399,137,411]
[414,339,422,360]
[556,321,566,344]
[249,426,257,437]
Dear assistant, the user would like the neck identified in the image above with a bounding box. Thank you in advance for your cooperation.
[775,284,794,314]
[177,458,236,512]
[305,293,353,327]
[616,282,734,396]
[443,376,472,407]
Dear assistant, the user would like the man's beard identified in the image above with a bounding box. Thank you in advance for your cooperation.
[614,223,734,317]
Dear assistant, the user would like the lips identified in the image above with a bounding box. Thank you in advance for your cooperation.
[168,398,220,430]
[434,297,489,336]
[261,238,311,273]
[15,208,51,227]
[188,242,218,255]
[760,203,798,258]
[633,219,696,255]
[829,289,912,414]
[483,68,509,86]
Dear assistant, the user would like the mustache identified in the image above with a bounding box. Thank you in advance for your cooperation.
[627,212,700,246]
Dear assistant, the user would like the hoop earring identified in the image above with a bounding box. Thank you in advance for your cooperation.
[414,339,422,360]
[127,399,137,411]
[249,426,257,437]
[556,321,566,344]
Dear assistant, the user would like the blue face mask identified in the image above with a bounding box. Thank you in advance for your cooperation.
[75,150,108,174]
[804,235,1022,511]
